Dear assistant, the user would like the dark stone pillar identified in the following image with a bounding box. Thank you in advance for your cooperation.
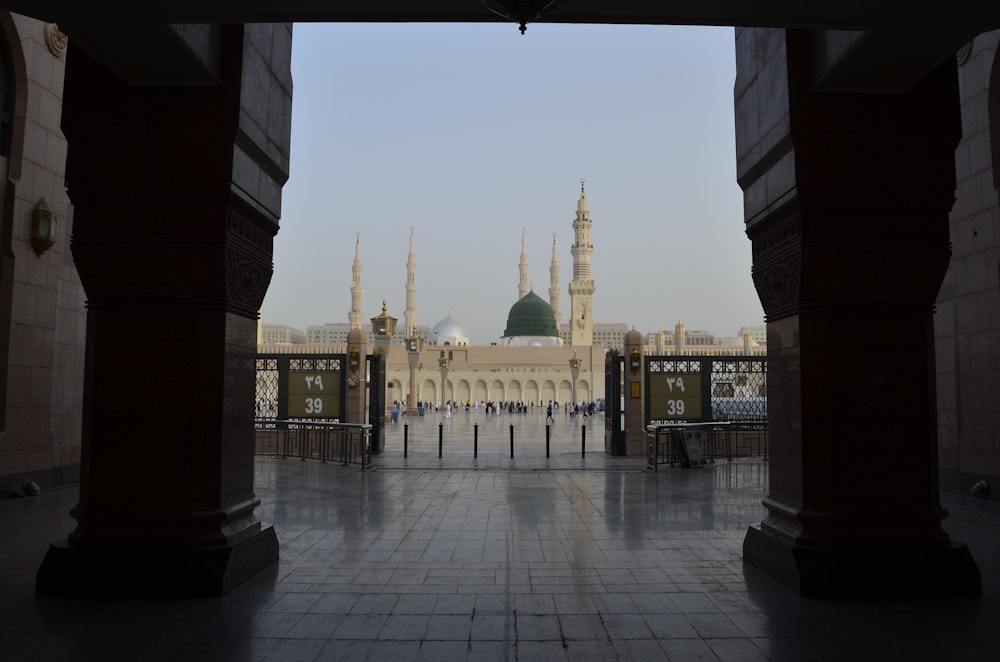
[37,24,291,596]
[737,29,980,596]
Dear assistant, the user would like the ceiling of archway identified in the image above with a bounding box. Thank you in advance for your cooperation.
[4,1,1000,90]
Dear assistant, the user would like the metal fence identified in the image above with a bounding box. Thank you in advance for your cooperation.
[645,422,768,470]
[254,419,373,470]
[645,356,767,424]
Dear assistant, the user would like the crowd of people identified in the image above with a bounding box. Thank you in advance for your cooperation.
[392,399,599,420]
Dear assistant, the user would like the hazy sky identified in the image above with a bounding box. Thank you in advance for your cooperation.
[261,22,764,344]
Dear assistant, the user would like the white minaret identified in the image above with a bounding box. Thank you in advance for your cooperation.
[548,233,561,326]
[405,228,418,336]
[518,228,530,300]
[675,318,686,354]
[569,179,595,347]
[349,233,364,330]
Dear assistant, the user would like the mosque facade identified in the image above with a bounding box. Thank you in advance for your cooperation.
[259,182,765,408]
[382,182,603,406]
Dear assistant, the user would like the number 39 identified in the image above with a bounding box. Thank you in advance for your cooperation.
[666,399,685,416]
[305,397,323,414]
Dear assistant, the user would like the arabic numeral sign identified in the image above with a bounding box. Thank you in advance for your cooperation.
[649,373,702,420]
[287,371,341,418]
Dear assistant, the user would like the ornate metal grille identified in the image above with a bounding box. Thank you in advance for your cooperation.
[255,354,345,422]
[709,358,767,421]
[255,357,279,419]
[645,356,766,424]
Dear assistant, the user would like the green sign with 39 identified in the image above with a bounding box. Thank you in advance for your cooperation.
[287,372,341,418]
[648,374,702,421]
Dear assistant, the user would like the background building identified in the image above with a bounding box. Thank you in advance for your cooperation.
[565,322,628,351]
[261,323,306,345]
[306,322,431,346]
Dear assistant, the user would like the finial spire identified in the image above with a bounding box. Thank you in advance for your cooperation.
[580,178,585,194]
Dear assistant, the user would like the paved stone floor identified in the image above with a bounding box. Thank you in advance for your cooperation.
[3,410,1000,661]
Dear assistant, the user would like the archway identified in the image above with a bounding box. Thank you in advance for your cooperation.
[15,3,985,599]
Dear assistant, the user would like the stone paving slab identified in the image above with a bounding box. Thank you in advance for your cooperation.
[3,420,1000,660]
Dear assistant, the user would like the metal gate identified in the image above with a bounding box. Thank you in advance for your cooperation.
[604,351,625,455]
[255,354,345,422]
[368,353,385,455]
[645,356,766,425]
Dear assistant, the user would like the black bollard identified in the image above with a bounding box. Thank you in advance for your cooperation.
[546,424,550,458]
[582,424,586,458]
[439,423,443,459]
[404,423,408,458]
[509,424,514,458]
[474,423,479,459]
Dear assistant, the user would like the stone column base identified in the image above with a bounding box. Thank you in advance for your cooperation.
[36,526,278,597]
[743,525,980,597]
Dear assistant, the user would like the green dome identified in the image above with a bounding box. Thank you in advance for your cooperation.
[503,291,559,338]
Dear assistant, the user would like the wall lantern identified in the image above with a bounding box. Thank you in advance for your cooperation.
[32,198,58,255]
[348,346,360,373]
[630,347,641,373]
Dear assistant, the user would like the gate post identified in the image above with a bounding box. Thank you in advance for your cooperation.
[345,329,368,428]
[624,328,645,455]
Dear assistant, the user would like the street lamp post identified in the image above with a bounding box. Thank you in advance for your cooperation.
[406,333,423,412]
[569,351,581,412]
[438,351,449,410]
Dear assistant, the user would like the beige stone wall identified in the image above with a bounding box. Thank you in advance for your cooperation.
[384,344,604,409]
[0,15,85,490]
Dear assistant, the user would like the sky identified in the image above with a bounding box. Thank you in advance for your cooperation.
[260,21,764,344]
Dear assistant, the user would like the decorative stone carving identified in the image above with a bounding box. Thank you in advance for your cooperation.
[751,249,800,320]
[748,210,801,320]
[44,23,68,57]
[226,247,272,314]
[225,203,275,314]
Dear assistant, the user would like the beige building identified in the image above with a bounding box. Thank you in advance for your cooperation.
[644,320,765,356]
[261,182,613,407]
[386,342,603,408]
[261,323,306,344]
[261,183,765,407]
[305,321,431,346]
[563,322,628,351]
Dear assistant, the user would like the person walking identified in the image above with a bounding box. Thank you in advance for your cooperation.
[545,403,554,424]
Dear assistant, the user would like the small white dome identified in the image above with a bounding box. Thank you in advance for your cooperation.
[431,312,469,346]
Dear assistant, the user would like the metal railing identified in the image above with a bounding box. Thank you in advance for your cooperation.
[398,420,592,459]
[646,421,768,470]
[254,419,373,470]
